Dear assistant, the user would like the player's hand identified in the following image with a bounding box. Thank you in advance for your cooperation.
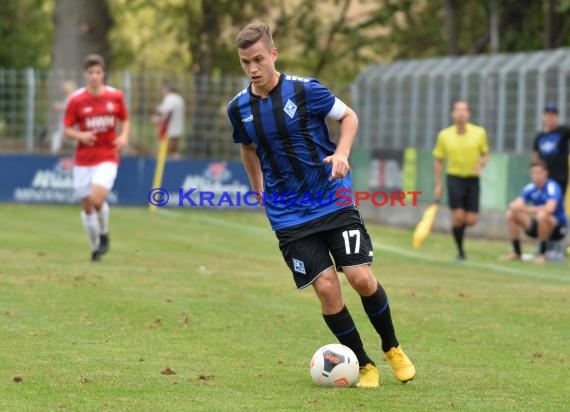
[433,184,442,200]
[474,163,483,176]
[323,153,350,180]
[114,135,128,151]
[78,132,97,146]
[256,193,266,214]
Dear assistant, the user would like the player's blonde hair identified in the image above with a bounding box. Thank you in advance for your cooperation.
[235,23,274,51]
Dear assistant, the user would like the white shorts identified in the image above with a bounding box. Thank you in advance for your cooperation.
[73,162,118,199]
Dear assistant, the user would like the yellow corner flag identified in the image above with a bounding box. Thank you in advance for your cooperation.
[412,199,440,249]
[149,114,171,213]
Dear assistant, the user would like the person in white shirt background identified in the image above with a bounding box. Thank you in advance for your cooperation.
[152,83,186,159]
[51,79,77,154]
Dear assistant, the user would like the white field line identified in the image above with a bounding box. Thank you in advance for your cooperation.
[158,209,570,283]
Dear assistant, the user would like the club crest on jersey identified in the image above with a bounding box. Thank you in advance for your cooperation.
[292,258,306,274]
[106,101,115,112]
[83,107,93,113]
[284,99,297,119]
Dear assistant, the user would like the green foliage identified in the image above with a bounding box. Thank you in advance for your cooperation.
[2,0,570,83]
[0,0,54,68]
[0,204,569,410]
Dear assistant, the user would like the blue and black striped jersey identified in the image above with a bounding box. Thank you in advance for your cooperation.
[227,73,352,230]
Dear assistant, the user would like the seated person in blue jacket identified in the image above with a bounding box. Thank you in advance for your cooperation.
[503,160,567,263]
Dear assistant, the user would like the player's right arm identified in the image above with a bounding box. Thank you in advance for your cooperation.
[240,143,263,200]
[433,159,443,199]
[432,132,445,200]
[64,127,97,146]
[512,186,539,214]
[63,97,97,146]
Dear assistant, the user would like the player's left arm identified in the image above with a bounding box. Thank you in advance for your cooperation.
[538,182,561,215]
[114,119,130,150]
[114,93,130,150]
[540,199,558,215]
[476,129,490,175]
[323,105,358,180]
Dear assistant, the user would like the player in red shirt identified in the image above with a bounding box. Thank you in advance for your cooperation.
[64,54,130,261]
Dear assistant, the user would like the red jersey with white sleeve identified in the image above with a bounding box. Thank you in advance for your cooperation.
[64,86,128,166]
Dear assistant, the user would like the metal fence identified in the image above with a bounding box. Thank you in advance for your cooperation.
[0,69,251,160]
[4,48,569,159]
[0,69,351,161]
[350,48,570,153]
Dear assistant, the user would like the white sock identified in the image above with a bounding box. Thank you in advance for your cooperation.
[97,202,110,235]
[81,211,101,252]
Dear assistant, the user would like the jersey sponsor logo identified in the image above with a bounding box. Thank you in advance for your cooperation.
[292,258,306,274]
[242,114,253,123]
[284,99,298,119]
[85,115,115,131]
[539,134,560,155]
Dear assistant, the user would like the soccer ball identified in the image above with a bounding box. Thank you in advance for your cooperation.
[309,344,359,387]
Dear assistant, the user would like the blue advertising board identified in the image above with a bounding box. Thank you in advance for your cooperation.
[0,155,250,207]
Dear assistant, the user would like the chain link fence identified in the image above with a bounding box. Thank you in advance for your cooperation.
[0,69,351,161]
[0,69,248,160]
[4,48,568,159]
[351,48,570,153]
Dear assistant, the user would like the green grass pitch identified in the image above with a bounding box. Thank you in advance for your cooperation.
[1,204,568,411]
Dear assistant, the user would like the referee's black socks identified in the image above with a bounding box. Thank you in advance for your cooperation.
[512,239,522,256]
[452,224,466,257]
[322,306,375,366]
[361,282,399,352]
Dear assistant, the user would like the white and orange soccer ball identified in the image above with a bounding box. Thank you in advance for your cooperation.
[309,344,359,387]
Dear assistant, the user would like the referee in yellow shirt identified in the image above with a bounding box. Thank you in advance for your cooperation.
[433,100,490,260]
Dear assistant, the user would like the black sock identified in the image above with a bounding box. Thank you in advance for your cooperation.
[322,306,375,366]
[452,225,465,256]
[361,282,399,352]
[539,241,547,255]
[512,239,521,256]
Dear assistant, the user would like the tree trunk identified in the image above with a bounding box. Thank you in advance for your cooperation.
[544,0,553,48]
[51,0,113,70]
[313,0,352,77]
[489,0,500,52]
[187,0,222,156]
[443,0,458,55]
[48,0,112,152]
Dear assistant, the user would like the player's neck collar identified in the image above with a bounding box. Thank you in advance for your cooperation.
[455,122,469,134]
[249,72,283,99]
[87,85,105,96]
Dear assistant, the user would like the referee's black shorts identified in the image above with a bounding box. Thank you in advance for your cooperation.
[446,175,480,213]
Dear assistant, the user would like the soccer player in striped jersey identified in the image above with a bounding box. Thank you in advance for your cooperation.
[227,23,415,388]
[64,54,129,261]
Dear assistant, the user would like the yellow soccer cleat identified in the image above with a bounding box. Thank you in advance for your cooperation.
[355,363,380,388]
[385,346,416,383]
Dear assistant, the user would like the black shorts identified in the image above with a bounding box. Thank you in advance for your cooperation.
[524,217,567,241]
[447,175,480,212]
[276,206,374,289]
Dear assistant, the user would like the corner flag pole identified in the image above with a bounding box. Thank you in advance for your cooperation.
[412,197,441,249]
[149,113,171,213]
